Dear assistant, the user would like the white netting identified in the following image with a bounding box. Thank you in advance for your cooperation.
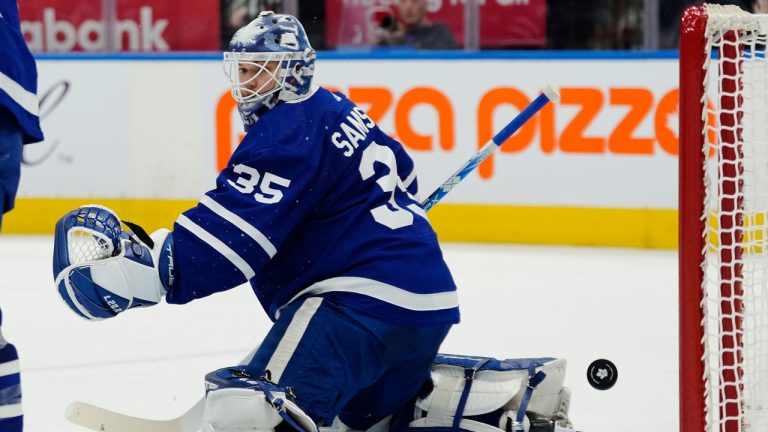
[66,228,115,265]
[702,5,768,431]
[64,205,122,265]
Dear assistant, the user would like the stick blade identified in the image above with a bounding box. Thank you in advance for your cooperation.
[65,401,186,432]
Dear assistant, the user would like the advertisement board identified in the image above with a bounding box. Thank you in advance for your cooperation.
[8,54,679,247]
[19,1,220,52]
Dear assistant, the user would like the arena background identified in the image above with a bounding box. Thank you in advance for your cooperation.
[8,52,679,248]
[1,1,717,431]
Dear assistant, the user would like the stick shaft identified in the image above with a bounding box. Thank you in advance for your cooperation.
[420,90,555,211]
[65,349,258,432]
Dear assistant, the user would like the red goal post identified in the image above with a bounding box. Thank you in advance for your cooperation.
[680,4,768,432]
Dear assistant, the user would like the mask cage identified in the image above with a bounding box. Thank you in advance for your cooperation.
[223,51,306,104]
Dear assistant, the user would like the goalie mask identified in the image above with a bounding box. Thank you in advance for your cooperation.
[223,11,316,125]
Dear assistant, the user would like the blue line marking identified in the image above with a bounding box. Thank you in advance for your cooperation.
[36,50,680,62]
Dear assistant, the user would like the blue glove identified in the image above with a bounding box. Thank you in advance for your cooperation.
[53,205,174,320]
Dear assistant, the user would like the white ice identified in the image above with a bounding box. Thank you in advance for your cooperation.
[0,235,677,432]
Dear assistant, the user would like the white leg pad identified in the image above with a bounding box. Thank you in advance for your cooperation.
[319,415,392,432]
[203,387,284,432]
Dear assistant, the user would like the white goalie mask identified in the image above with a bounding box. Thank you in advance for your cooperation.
[223,12,316,106]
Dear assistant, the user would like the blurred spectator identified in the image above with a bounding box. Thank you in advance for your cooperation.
[371,0,457,50]
[547,0,596,49]
[548,0,642,50]
[659,0,688,48]
[297,3,326,50]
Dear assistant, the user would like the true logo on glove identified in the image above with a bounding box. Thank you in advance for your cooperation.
[165,243,175,287]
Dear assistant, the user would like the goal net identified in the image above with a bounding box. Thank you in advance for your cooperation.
[680,4,768,432]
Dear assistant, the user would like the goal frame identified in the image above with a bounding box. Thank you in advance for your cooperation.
[679,5,747,432]
[679,6,708,432]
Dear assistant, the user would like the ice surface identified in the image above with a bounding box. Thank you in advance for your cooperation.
[0,235,677,432]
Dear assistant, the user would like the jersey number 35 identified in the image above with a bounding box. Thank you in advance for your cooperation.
[359,142,426,230]
[227,165,292,204]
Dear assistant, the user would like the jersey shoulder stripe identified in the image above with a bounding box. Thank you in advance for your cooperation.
[0,72,37,116]
[176,214,255,279]
[275,276,459,319]
[199,195,277,258]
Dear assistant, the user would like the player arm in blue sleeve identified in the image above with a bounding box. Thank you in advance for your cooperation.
[166,145,323,304]
[51,145,323,319]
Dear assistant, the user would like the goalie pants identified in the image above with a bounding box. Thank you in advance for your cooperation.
[246,297,452,430]
[0,106,23,231]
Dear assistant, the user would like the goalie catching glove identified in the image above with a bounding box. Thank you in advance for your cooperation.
[52,205,174,320]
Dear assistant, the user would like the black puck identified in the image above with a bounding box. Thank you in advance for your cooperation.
[587,359,618,390]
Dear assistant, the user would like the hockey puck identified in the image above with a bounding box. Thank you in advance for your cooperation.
[587,359,618,390]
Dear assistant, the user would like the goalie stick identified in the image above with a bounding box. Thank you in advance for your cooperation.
[420,83,560,211]
[65,399,204,432]
[65,84,560,432]
[65,349,257,432]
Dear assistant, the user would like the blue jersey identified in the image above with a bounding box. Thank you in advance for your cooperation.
[0,1,43,144]
[168,87,459,326]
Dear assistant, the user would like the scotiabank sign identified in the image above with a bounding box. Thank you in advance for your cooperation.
[325,0,546,48]
[18,1,220,52]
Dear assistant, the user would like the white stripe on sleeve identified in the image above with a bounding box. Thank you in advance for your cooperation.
[265,297,324,383]
[176,215,256,280]
[200,195,277,258]
[0,360,20,378]
[276,276,458,319]
[0,71,39,116]
[402,168,417,189]
[0,403,22,419]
